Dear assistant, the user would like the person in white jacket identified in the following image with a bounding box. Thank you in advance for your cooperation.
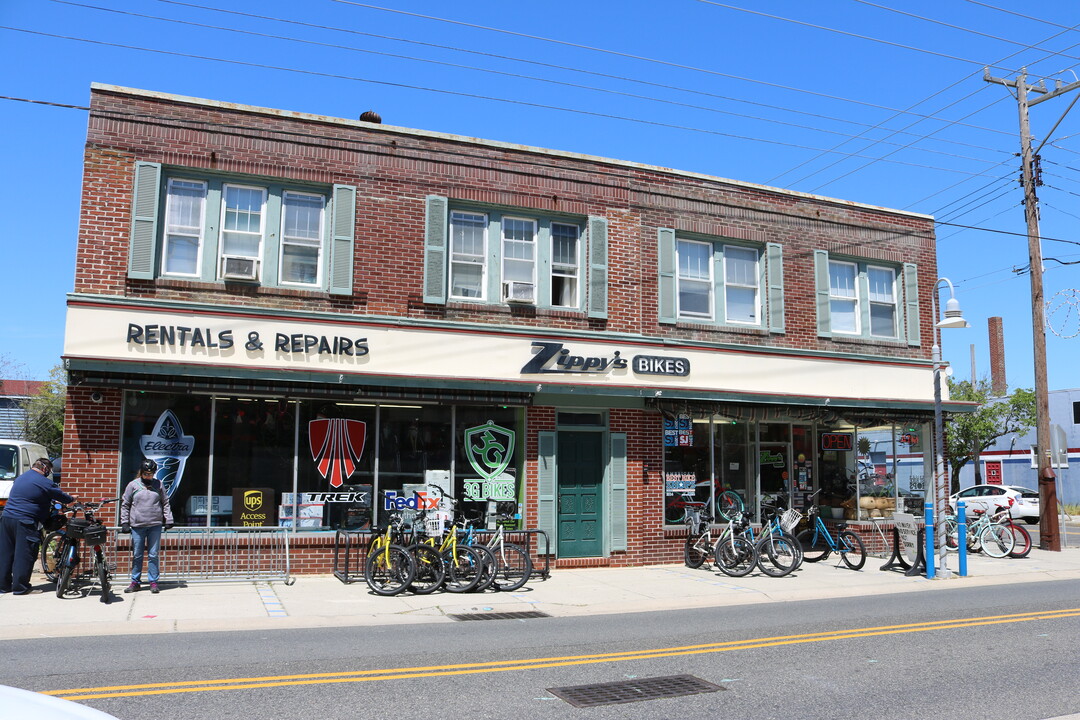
[119,459,174,594]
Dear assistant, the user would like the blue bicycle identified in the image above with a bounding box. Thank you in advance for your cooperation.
[795,491,866,570]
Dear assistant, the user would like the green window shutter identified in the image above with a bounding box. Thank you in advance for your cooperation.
[423,195,448,304]
[537,432,557,545]
[903,262,921,346]
[329,184,356,296]
[587,216,609,319]
[128,162,161,280]
[658,227,677,325]
[814,250,831,338]
[766,242,785,333]
[609,432,627,553]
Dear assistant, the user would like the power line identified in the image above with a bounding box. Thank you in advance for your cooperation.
[333,1,1014,137]
[0,27,1014,179]
[40,0,1008,164]
[961,0,1077,32]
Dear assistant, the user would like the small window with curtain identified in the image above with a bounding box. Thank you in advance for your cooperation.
[279,191,325,287]
[829,260,859,334]
[162,179,206,277]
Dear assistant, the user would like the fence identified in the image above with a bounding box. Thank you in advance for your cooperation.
[113,526,293,585]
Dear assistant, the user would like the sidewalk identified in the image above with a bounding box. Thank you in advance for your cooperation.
[4,546,1080,641]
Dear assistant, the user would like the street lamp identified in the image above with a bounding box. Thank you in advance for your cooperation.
[930,278,969,577]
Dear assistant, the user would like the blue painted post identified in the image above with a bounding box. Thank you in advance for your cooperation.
[957,500,968,577]
[925,505,935,579]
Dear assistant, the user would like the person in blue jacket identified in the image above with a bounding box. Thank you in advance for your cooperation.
[0,458,74,595]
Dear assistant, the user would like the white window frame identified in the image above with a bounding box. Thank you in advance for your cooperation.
[161,178,206,278]
[449,210,489,301]
[677,239,715,321]
[218,183,267,280]
[723,243,760,325]
[278,190,326,288]
[867,264,898,338]
[500,215,538,289]
[828,259,860,335]
[550,221,580,308]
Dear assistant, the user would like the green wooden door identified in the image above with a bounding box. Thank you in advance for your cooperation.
[557,431,604,558]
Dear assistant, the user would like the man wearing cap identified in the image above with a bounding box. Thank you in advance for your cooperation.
[0,458,74,595]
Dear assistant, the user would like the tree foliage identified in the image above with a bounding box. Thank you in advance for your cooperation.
[944,377,1036,491]
[22,364,67,457]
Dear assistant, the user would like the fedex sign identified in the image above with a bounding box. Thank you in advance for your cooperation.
[383,490,439,511]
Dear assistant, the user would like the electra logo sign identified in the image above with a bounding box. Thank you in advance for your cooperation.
[383,490,439,511]
[140,410,193,500]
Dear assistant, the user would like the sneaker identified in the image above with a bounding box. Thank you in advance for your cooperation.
[13,588,43,595]
[124,583,140,593]
[150,583,159,594]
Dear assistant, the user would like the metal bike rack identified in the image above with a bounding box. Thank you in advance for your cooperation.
[118,526,294,585]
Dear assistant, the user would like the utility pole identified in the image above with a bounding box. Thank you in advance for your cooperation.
[971,344,981,484]
[983,67,1080,551]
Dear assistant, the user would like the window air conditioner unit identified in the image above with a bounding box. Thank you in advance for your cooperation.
[502,281,535,303]
[222,256,259,281]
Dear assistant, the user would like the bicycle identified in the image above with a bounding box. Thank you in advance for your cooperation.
[53,498,119,603]
[944,503,1015,559]
[363,501,417,596]
[665,485,745,524]
[683,502,716,569]
[795,491,867,570]
[39,503,69,581]
[947,501,1031,560]
[411,487,484,594]
[476,499,533,591]
[711,510,759,577]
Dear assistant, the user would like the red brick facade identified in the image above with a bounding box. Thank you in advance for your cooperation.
[62,85,940,573]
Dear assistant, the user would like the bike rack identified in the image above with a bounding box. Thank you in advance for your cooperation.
[332,527,552,584]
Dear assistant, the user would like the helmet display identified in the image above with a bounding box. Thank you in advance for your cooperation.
[140,458,159,474]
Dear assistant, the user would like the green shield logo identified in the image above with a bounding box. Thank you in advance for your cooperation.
[464,421,515,480]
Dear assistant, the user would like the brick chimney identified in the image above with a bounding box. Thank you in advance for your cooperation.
[989,316,1006,396]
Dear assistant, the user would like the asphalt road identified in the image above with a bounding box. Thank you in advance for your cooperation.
[4,579,1080,720]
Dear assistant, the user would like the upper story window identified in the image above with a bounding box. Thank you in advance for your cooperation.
[128,162,355,295]
[815,250,916,345]
[662,230,778,330]
[429,197,603,316]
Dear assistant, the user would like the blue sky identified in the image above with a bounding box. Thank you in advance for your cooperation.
[2,0,1078,392]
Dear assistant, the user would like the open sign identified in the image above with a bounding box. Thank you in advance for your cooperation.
[820,432,853,451]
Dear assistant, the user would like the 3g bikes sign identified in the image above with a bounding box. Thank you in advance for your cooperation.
[462,421,517,501]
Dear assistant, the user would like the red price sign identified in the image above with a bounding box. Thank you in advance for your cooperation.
[820,432,853,451]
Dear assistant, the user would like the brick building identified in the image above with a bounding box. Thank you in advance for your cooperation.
[62,84,963,571]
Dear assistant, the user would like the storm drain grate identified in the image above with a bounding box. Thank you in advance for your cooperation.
[547,674,724,708]
[447,610,551,621]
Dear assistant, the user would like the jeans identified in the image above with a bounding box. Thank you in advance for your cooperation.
[0,515,40,594]
[130,525,163,584]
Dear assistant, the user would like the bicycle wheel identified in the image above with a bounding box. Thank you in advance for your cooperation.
[491,543,533,592]
[406,544,446,595]
[665,502,687,525]
[56,563,74,599]
[755,535,799,578]
[713,536,757,577]
[716,491,744,522]
[363,544,415,596]
[796,528,831,562]
[684,533,708,569]
[1007,523,1032,559]
[838,530,866,571]
[469,545,498,593]
[978,524,1015,559]
[442,546,483,593]
[944,516,959,550]
[96,554,112,604]
[40,532,65,581]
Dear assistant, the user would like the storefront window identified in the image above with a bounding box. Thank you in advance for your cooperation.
[120,393,211,527]
[454,407,523,526]
[663,416,750,525]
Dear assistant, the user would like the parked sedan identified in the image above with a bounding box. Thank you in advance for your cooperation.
[949,484,1040,524]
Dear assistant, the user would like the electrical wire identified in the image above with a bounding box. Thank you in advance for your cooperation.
[0,26,1014,179]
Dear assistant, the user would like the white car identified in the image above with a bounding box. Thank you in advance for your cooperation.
[949,484,1040,524]
[0,685,119,719]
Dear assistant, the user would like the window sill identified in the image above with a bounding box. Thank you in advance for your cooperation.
[673,321,768,336]
[827,334,907,348]
[445,300,587,320]
[141,277,332,301]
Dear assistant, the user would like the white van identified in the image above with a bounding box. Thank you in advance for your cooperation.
[0,439,52,516]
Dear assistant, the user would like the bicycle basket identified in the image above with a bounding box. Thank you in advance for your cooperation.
[425,516,446,537]
[779,508,803,533]
[43,514,67,533]
[66,518,107,544]
[685,507,704,535]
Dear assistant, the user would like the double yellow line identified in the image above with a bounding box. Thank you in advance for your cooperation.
[48,607,1080,700]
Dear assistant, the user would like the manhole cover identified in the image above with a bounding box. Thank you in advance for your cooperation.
[547,674,724,708]
[447,610,551,621]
